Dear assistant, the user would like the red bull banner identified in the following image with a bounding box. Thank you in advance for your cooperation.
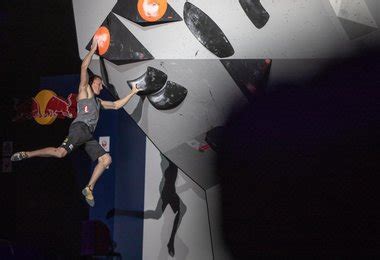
[13,89,77,125]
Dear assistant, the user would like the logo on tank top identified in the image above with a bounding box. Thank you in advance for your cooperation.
[84,105,89,113]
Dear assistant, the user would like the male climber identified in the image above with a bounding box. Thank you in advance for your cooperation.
[11,37,141,207]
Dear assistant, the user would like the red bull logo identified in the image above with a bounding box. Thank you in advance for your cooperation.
[14,89,77,125]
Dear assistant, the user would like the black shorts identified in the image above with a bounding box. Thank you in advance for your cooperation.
[60,122,106,161]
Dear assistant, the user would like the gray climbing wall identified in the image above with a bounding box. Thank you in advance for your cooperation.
[73,0,380,60]
[72,0,380,259]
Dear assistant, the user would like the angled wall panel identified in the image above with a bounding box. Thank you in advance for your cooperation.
[73,0,380,59]
[85,12,154,64]
[112,0,183,26]
[88,59,247,190]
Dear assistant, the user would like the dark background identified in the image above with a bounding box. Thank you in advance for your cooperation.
[1,1,88,258]
[2,0,80,96]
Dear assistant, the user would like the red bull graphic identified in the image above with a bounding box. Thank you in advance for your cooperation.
[13,89,77,125]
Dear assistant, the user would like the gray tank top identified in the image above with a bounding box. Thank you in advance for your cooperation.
[72,97,101,132]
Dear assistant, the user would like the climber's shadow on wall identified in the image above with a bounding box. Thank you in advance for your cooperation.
[106,154,187,257]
